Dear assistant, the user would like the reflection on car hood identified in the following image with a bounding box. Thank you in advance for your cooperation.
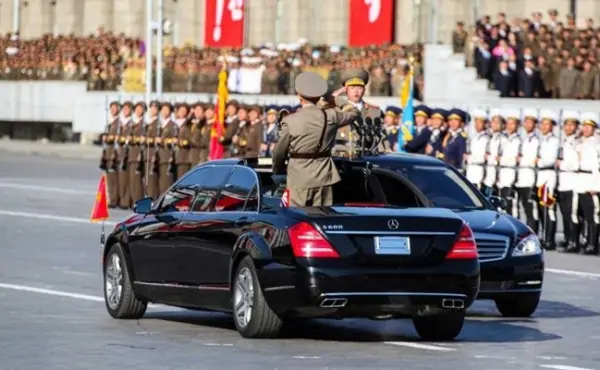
[453,209,521,238]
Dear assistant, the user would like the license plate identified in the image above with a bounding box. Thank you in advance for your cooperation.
[374,236,411,255]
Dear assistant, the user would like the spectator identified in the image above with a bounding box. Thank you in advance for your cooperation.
[0,31,423,97]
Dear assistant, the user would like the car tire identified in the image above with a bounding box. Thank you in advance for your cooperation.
[494,293,541,318]
[412,310,465,341]
[232,256,283,338]
[103,243,147,319]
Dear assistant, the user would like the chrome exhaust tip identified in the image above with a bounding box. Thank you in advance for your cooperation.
[319,298,348,308]
[441,299,465,309]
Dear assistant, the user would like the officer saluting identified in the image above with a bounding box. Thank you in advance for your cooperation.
[437,109,468,171]
[576,112,600,255]
[465,109,490,190]
[536,109,560,250]
[557,110,581,252]
[272,71,359,207]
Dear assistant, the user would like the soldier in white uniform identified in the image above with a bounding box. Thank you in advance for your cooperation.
[536,109,561,250]
[557,110,582,253]
[515,108,541,233]
[576,112,600,255]
[482,109,504,196]
[465,109,490,190]
[497,109,522,217]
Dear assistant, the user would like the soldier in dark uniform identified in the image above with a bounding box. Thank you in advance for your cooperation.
[157,102,177,194]
[101,101,121,208]
[426,108,447,157]
[452,21,468,54]
[262,105,279,157]
[240,105,264,158]
[220,100,240,158]
[437,109,468,171]
[404,105,432,154]
[231,104,249,157]
[189,102,207,166]
[200,103,216,162]
[383,106,400,151]
[145,100,161,199]
[127,102,146,205]
[174,103,193,179]
[116,102,134,209]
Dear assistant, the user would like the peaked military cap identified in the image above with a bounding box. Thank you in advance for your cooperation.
[522,108,539,121]
[430,108,447,120]
[266,105,278,114]
[414,105,430,118]
[561,110,580,124]
[295,71,328,98]
[539,109,558,124]
[279,105,292,114]
[470,109,488,120]
[341,68,370,87]
[447,108,467,122]
[385,106,401,117]
[581,112,599,128]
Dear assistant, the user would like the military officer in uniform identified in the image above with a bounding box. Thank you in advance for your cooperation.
[174,103,193,179]
[272,71,360,207]
[383,106,400,151]
[497,109,522,217]
[232,104,249,157]
[482,109,505,196]
[201,104,216,162]
[116,101,133,209]
[576,112,600,255]
[189,102,207,166]
[145,100,161,199]
[127,102,146,205]
[241,105,264,158]
[404,105,431,154]
[426,109,447,157]
[262,105,279,157]
[536,109,561,250]
[437,109,468,170]
[557,110,581,252]
[465,109,490,189]
[101,101,121,208]
[515,108,541,232]
[157,102,177,194]
[221,100,240,158]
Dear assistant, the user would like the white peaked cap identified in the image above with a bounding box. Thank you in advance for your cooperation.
[581,112,599,124]
[470,108,488,120]
[522,108,539,121]
[539,109,559,122]
[561,109,580,122]
[503,108,521,120]
[488,108,503,119]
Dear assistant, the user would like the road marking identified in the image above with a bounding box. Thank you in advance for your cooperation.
[540,365,596,370]
[384,341,455,352]
[293,356,321,359]
[546,268,600,279]
[0,283,104,302]
[0,210,117,226]
[0,182,94,195]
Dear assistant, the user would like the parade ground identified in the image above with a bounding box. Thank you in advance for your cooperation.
[1,146,600,370]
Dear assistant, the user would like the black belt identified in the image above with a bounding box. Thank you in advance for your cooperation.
[578,170,594,174]
[538,166,555,170]
[468,163,485,166]
[289,151,331,159]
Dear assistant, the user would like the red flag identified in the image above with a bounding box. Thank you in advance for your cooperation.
[204,0,245,47]
[348,0,395,47]
[91,173,110,222]
[209,64,229,160]
[537,182,556,207]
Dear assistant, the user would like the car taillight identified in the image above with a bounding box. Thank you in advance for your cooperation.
[281,188,290,207]
[287,222,340,258]
[446,223,478,260]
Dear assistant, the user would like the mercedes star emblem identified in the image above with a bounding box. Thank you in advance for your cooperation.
[387,219,399,230]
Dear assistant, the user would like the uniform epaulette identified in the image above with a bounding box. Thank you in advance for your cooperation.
[342,104,355,112]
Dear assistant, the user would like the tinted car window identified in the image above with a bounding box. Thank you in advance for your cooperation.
[159,168,210,212]
[393,164,484,209]
[191,166,233,212]
[215,167,258,212]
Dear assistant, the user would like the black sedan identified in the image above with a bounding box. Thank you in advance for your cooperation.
[363,153,545,317]
[102,156,481,340]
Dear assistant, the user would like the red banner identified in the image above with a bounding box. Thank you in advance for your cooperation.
[204,0,245,47]
[348,0,395,46]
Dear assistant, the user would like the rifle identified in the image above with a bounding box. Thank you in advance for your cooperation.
[120,120,131,172]
[137,120,146,176]
[99,124,109,170]
[168,122,177,175]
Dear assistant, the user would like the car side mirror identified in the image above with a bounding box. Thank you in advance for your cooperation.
[489,196,507,211]
[133,197,153,214]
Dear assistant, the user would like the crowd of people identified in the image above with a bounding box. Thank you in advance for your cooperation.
[467,9,600,99]
[0,31,423,98]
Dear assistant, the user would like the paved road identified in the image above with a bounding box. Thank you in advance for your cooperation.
[1,153,600,370]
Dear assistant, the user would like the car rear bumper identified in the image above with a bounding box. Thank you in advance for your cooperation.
[477,254,544,299]
[256,260,480,318]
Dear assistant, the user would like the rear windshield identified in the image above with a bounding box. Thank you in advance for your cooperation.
[391,164,485,209]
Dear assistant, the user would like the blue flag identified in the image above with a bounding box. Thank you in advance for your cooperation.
[397,72,415,152]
